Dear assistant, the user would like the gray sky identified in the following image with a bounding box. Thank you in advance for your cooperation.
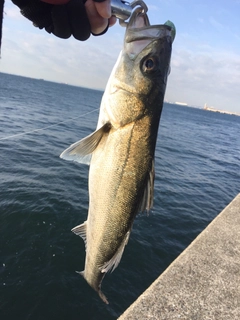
[1,1,240,113]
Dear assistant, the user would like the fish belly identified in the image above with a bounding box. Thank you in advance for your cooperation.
[83,116,153,292]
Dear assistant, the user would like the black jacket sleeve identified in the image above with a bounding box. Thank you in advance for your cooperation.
[12,0,91,41]
[0,0,4,52]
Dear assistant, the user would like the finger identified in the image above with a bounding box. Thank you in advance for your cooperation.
[109,16,117,28]
[93,0,111,19]
[85,0,108,35]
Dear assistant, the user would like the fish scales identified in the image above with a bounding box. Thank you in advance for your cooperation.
[88,120,152,247]
[60,9,175,304]
[84,118,154,301]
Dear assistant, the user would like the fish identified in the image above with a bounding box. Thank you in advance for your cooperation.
[60,9,175,304]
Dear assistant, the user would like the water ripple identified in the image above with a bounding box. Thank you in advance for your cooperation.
[0,73,239,319]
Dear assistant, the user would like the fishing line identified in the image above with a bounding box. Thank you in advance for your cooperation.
[0,108,99,141]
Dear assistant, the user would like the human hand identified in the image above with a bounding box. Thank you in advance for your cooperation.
[85,0,117,35]
[41,0,116,35]
[13,0,116,40]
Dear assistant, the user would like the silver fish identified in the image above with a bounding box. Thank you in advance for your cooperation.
[60,9,175,304]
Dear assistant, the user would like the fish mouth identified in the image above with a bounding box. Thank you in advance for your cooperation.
[124,10,174,60]
[110,79,138,95]
[125,9,175,44]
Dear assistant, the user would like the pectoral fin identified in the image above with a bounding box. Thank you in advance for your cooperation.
[60,122,111,164]
[100,231,130,274]
[138,159,155,213]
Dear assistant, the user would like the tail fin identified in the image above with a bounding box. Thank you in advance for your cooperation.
[98,289,109,304]
[76,271,109,304]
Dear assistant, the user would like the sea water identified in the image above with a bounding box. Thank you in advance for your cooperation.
[0,72,239,319]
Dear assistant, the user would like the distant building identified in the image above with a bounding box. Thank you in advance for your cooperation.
[203,103,239,116]
[175,102,188,106]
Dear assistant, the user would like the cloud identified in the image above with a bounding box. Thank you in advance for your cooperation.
[166,33,240,111]
[3,4,21,19]
[1,21,124,89]
[2,1,240,113]
[209,17,225,31]
[1,0,125,88]
[147,5,160,11]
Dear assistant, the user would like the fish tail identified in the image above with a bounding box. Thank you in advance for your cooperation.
[98,289,109,304]
[76,271,109,304]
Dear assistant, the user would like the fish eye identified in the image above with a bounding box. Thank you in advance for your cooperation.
[142,57,157,73]
[145,59,154,69]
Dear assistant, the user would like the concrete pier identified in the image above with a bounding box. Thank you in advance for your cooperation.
[118,193,240,320]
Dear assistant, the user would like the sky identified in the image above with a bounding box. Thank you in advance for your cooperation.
[1,0,240,113]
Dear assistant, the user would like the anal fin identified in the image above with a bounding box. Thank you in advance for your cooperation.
[71,221,87,250]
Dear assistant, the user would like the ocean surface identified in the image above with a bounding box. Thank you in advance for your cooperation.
[0,72,239,320]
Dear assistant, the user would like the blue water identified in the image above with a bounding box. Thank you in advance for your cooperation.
[0,72,239,319]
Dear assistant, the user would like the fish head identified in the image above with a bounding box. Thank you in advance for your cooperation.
[124,10,174,92]
[101,9,175,127]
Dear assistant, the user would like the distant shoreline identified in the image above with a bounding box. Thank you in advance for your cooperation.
[203,106,240,117]
[164,101,240,117]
